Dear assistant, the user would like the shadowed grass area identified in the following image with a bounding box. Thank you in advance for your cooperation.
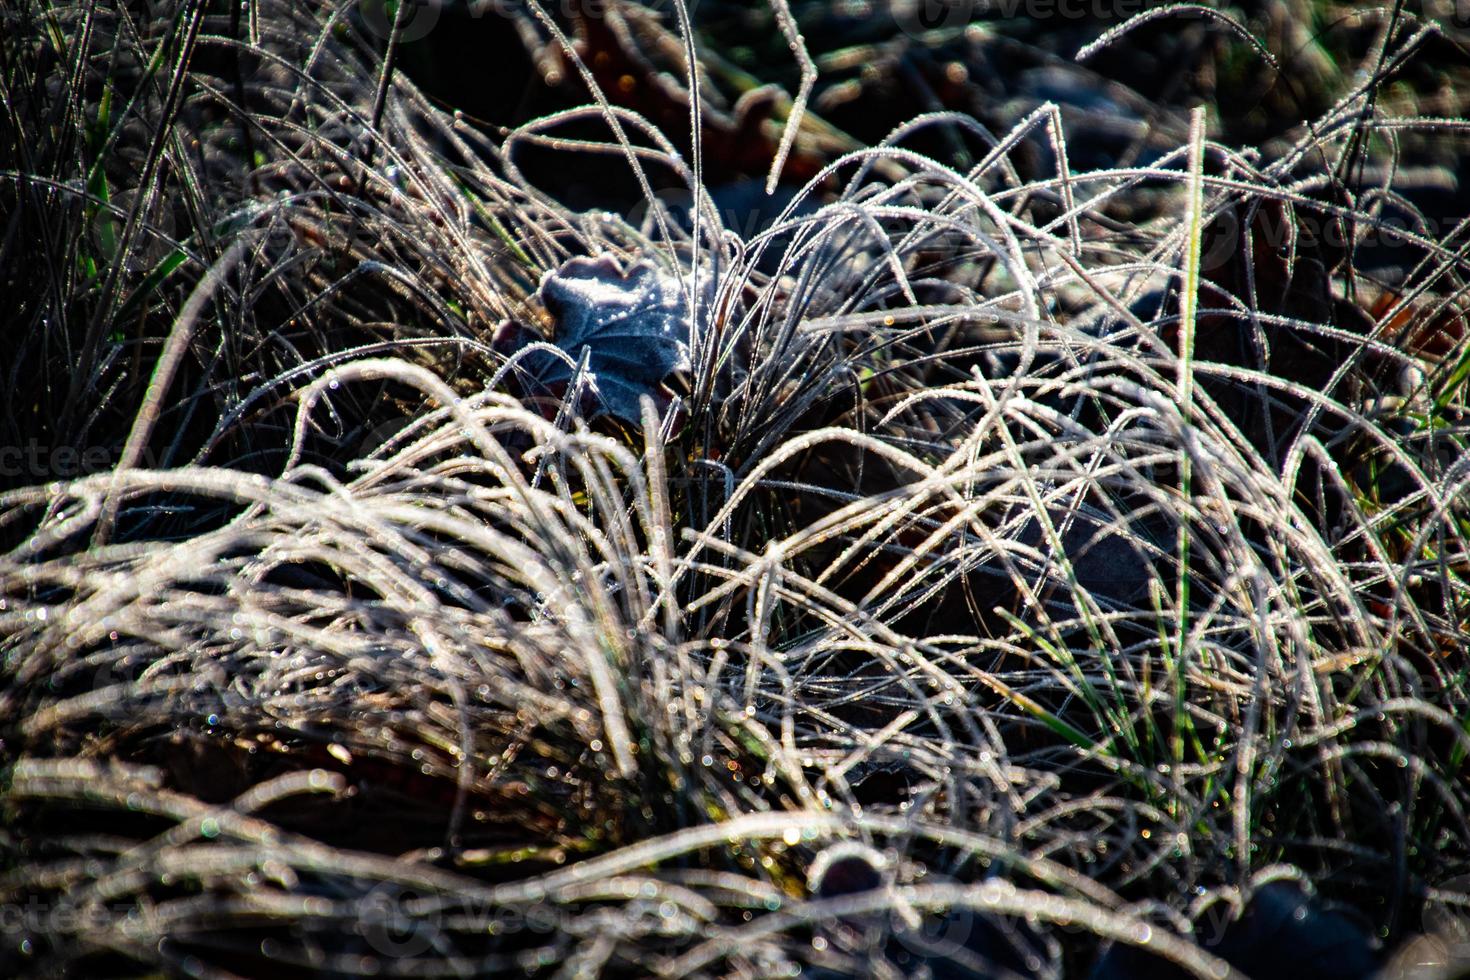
[2,1,1468,977]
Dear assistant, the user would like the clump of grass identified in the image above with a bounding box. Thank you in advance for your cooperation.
[2,0,1469,977]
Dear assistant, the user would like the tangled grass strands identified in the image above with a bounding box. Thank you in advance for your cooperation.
[4,0,1470,975]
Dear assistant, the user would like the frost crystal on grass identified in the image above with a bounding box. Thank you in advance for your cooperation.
[520,255,694,422]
